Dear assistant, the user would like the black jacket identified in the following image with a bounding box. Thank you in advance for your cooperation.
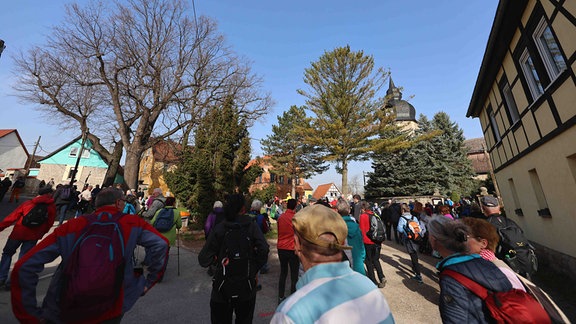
[198,214,270,302]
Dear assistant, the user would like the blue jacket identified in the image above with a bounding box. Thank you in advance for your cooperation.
[437,254,512,324]
[11,206,169,324]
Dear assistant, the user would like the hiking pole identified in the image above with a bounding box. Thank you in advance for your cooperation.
[177,228,180,276]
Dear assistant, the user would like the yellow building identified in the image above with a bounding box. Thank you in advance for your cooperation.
[138,141,179,195]
[467,0,576,276]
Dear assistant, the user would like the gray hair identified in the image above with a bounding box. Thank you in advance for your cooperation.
[336,197,351,216]
[95,187,124,208]
[427,216,470,254]
[251,199,263,211]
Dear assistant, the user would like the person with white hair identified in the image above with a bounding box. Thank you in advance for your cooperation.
[142,188,165,221]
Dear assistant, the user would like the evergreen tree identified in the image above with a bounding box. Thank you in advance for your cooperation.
[261,105,329,197]
[366,112,475,199]
[166,97,258,223]
[296,46,400,196]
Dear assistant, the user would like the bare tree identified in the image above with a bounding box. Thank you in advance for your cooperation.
[12,0,272,188]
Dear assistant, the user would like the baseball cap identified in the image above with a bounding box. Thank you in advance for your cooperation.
[292,204,351,250]
[480,195,499,207]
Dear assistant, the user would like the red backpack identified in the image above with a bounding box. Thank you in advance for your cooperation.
[60,212,126,322]
[442,269,550,324]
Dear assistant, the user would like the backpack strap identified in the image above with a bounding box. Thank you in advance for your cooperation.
[442,269,489,300]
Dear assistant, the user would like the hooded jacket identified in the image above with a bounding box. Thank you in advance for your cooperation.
[0,194,56,241]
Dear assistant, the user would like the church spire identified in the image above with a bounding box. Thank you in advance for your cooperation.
[386,76,402,100]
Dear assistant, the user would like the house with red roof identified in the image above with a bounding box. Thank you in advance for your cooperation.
[312,183,341,202]
[0,129,30,178]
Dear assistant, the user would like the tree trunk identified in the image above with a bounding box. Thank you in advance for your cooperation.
[123,146,144,190]
[291,177,296,199]
[102,142,124,187]
[341,159,349,197]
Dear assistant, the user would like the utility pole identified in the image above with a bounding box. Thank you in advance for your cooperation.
[25,136,41,176]
[69,130,89,186]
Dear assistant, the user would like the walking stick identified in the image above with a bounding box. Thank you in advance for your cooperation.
[177,228,180,276]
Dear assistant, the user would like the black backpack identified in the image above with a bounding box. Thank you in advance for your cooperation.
[22,203,49,227]
[367,213,386,244]
[488,215,537,276]
[215,222,255,300]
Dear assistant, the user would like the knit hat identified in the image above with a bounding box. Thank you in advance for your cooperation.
[292,204,351,250]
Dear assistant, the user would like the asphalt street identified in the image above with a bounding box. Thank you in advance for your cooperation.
[0,195,573,323]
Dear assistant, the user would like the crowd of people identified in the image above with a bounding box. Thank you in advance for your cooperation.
[0,177,569,323]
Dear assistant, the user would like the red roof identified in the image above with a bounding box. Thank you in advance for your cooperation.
[0,129,16,138]
[312,183,335,200]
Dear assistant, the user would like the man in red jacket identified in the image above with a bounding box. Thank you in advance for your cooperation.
[0,186,56,290]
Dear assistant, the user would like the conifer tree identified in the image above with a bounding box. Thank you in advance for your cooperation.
[261,105,329,197]
[296,46,399,196]
[366,113,475,199]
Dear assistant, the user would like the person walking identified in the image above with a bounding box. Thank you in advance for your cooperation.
[142,188,166,221]
[10,187,169,323]
[0,177,12,202]
[359,201,387,288]
[0,186,56,290]
[427,216,513,323]
[398,203,424,284]
[198,194,269,324]
[150,196,182,280]
[335,197,366,275]
[276,198,300,304]
[8,176,26,203]
[272,204,395,323]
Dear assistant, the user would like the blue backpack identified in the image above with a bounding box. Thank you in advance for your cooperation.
[153,208,174,232]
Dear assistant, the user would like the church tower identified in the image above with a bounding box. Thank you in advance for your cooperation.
[385,77,418,132]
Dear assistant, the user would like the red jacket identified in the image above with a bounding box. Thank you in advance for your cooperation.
[0,194,56,241]
[277,209,296,250]
[359,211,375,245]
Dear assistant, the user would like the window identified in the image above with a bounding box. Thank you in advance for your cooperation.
[487,105,501,143]
[508,178,523,216]
[270,173,276,183]
[66,167,76,181]
[279,176,284,184]
[69,147,90,158]
[501,81,520,125]
[528,169,550,217]
[533,18,566,80]
[520,49,544,100]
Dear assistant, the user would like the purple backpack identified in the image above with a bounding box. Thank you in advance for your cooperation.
[60,212,126,322]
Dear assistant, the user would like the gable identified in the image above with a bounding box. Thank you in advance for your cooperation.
[39,138,108,168]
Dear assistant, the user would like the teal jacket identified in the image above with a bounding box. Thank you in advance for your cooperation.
[343,215,366,275]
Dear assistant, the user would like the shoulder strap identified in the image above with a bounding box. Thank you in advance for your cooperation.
[442,269,489,300]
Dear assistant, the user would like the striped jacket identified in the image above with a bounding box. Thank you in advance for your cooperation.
[11,206,169,324]
[272,261,395,323]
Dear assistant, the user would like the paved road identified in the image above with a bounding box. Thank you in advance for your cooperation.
[1,196,573,323]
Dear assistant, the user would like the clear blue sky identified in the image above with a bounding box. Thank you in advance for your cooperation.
[0,0,499,190]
